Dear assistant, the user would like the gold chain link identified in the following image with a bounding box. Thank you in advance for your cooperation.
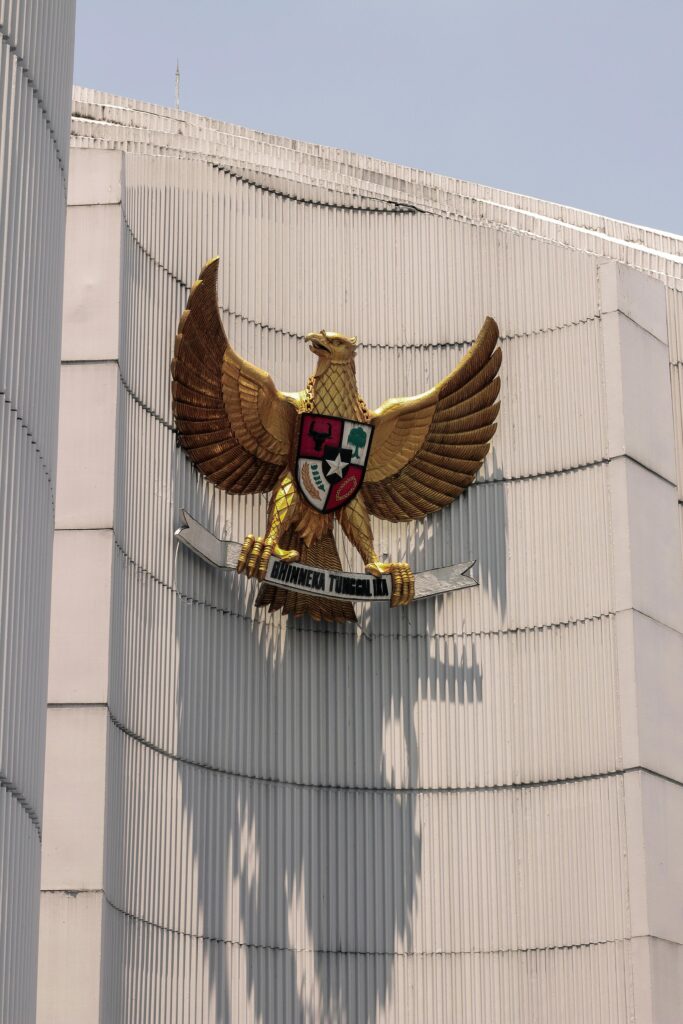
[301,376,315,412]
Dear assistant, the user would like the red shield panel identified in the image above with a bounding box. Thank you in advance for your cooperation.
[296,414,374,513]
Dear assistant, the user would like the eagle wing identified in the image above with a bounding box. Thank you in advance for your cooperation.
[362,317,501,521]
[172,258,298,493]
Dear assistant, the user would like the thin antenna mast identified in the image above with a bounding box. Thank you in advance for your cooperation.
[175,59,180,110]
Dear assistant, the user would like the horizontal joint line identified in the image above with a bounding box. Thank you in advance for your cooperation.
[109,707,635,794]
[0,773,42,838]
[102,895,635,958]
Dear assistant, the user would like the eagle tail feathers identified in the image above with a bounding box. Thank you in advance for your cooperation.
[255,530,356,624]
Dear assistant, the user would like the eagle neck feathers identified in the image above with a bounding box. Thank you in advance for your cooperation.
[303,360,369,421]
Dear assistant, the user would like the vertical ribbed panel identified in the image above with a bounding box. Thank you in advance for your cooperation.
[666,291,683,537]
[111,540,622,789]
[104,725,630,952]
[66,94,682,1021]
[0,2,76,1019]
[100,898,632,1024]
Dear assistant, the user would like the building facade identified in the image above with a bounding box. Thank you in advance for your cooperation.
[0,3,76,1020]
[33,89,683,1023]
[0,67,673,1020]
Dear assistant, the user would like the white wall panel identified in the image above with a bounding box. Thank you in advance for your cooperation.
[118,155,600,350]
[0,3,76,1017]
[104,725,629,953]
[99,900,633,1024]
[615,610,683,785]
[37,891,104,1024]
[667,285,683,364]
[41,706,107,892]
[110,543,624,790]
[54,361,118,529]
[61,203,123,361]
[667,290,683,542]
[48,529,113,704]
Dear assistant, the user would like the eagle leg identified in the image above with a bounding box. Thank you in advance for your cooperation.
[338,496,415,607]
[236,472,301,580]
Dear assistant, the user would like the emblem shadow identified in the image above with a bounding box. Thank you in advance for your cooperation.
[170,455,507,1022]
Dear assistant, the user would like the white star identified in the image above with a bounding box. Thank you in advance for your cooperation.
[325,452,348,478]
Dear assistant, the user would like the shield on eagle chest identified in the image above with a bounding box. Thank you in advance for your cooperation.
[296,413,374,512]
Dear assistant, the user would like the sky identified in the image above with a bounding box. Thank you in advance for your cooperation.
[74,0,683,236]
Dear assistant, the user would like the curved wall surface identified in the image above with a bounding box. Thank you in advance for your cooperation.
[66,92,683,1022]
[0,2,76,1020]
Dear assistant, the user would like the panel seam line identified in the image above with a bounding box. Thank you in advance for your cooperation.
[107,707,681,793]
[100,893,639,956]
[120,205,601,354]
[0,389,56,505]
[0,25,68,190]
[0,772,42,838]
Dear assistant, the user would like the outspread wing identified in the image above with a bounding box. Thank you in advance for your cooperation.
[362,317,501,521]
[172,258,298,493]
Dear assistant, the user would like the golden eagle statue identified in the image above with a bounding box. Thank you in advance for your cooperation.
[172,258,501,623]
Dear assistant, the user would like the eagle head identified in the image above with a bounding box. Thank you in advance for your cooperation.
[305,330,357,363]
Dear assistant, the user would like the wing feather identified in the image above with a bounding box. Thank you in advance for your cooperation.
[172,258,298,494]
[363,317,501,522]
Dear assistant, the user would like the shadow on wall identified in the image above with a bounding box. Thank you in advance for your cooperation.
[172,457,507,1023]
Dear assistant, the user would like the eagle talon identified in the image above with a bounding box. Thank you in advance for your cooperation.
[236,534,256,575]
[237,536,301,580]
[256,540,274,579]
[237,534,269,578]
[273,544,300,563]
[364,560,415,607]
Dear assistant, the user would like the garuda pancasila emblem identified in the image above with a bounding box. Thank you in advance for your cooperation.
[172,258,501,623]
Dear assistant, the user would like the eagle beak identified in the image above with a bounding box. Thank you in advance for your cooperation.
[305,330,330,354]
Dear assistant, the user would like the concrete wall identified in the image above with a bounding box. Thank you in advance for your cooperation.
[36,148,122,1024]
[0,3,76,1020]
[41,95,683,1022]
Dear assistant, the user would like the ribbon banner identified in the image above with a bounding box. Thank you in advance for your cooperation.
[175,510,478,603]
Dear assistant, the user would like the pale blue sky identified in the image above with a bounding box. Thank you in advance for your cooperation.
[75,0,683,234]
